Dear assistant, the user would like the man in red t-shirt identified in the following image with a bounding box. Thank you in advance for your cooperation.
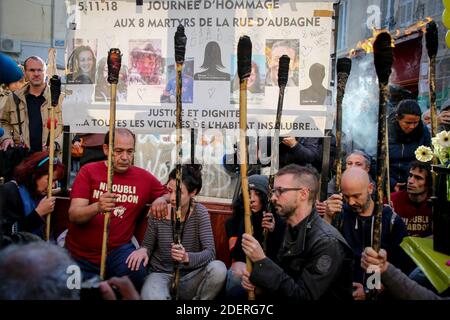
[391,161,432,237]
[66,128,168,289]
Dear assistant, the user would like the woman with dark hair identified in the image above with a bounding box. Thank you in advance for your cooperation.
[1,151,64,238]
[67,45,96,84]
[127,164,227,300]
[224,174,285,300]
[388,99,431,191]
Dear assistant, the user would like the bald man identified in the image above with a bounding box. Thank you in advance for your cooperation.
[324,167,408,300]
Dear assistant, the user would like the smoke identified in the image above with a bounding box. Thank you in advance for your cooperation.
[342,54,379,157]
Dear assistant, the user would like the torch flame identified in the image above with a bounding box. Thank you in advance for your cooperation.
[346,18,432,58]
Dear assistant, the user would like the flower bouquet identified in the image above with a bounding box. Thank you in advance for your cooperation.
[415,130,450,166]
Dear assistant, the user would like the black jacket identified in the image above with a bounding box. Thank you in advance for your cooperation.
[278,137,322,170]
[388,113,431,187]
[250,209,353,301]
[1,181,44,238]
[333,204,411,284]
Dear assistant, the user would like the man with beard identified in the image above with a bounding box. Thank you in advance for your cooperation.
[240,164,353,301]
[325,167,409,300]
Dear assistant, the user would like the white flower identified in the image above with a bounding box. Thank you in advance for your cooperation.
[415,146,434,162]
[436,131,450,148]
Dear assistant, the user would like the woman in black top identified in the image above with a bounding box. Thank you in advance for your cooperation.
[2,151,64,240]
[225,174,286,300]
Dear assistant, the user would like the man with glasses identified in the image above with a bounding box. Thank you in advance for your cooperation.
[240,164,353,300]
[0,56,63,154]
[66,128,169,290]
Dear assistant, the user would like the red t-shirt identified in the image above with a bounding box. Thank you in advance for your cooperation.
[66,161,167,264]
[391,190,432,237]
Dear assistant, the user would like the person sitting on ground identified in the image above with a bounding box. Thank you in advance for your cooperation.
[130,164,227,300]
[324,167,410,300]
[225,174,285,300]
[1,151,64,239]
[65,128,169,290]
[241,164,353,301]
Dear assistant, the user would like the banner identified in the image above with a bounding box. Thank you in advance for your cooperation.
[63,0,335,136]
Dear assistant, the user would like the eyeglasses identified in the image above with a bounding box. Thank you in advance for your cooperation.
[37,156,59,167]
[270,187,307,197]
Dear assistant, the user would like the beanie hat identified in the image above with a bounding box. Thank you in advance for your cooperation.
[248,175,269,198]
[0,53,23,85]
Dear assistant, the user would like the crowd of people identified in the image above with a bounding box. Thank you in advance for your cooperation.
[0,52,449,301]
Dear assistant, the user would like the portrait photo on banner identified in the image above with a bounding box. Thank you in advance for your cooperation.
[66,39,97,85]
[194,41,230,81]
[265,39,299,87]
[160,58,194,104]
[128,39,164,85]
[229,54,265,105]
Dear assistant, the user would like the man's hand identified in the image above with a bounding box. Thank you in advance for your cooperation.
[35,196,56,216]
[148,196,169,219]
[281,136,298,148]
[241,269,256,292]
[242,233,265,262]
[352,282,366,300]
[99,276,140,300]
[97,192,117,213]
[324,193,343,223]
[1,138,14,151]
[171,243,188,263]
[125,247,149,271]
[438,109,450,125]
[361,247,389,274]
[261,212,275,232]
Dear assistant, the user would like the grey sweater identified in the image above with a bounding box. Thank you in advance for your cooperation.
[383,264,447,300]
[142,202,216,274]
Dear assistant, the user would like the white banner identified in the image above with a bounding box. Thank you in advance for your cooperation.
[63,0,335,136]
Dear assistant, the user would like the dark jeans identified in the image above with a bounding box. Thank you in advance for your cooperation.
[74,242,147,291]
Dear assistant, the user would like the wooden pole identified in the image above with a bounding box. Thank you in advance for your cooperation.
[100,48,121,280]
[46,75,61,241]
[171,25,187,300]
[237,35,255,301]
[45,48,58,241]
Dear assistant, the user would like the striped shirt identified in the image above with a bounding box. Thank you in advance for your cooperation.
[142,202,216,274]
